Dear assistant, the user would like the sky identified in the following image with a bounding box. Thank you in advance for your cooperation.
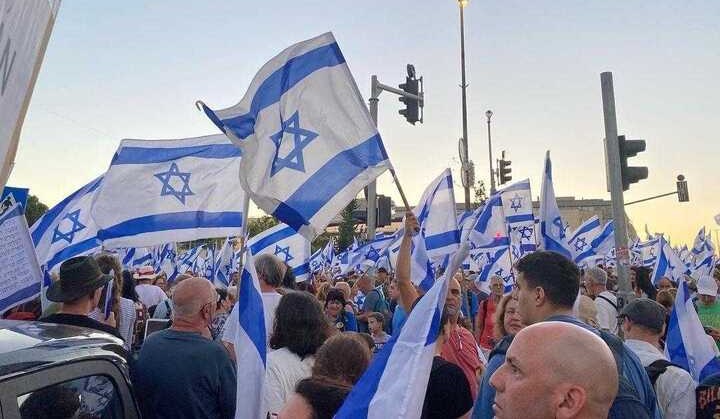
[8,0,720,247]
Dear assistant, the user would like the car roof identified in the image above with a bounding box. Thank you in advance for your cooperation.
[0,320,126,379]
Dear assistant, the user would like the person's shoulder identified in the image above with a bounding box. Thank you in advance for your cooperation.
[432,356,466,380]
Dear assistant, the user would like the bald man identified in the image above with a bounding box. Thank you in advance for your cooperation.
[490,322,618,419]
[132,278,237,419]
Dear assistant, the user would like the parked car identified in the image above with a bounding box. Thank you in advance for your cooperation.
[0,320,139,418]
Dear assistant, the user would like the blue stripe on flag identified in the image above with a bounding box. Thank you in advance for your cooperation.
[293,263,310,277]
[505,214,534,224]
[273,134,388,231]
[425,231,460,251]
[98,211,243,240]
[249,225,297,254]
[219,42,346,139]
[665,295,690,372]
[237,269,267,366]
[112,144,241,165]
[0,282,41,312]
[45,237,101,270]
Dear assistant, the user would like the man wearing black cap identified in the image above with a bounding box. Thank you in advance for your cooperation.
[40,256,121,339]
[621,298,695,418]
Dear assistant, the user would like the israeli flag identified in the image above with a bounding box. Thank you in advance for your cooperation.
[458,206,482,244]
[336,244,469,418]
[666,276,720,383]
[214,238,236,287]
[692,227,715,264]
[201,32,390,239]
[154,243,177,275]
[322,241,335,265]
[248,223,311,282]
[308,247,325,273]
[31,176,103,273]
[170,244,204,282]
[415,169,460,258]
[538,151,573,259]
[231,251,267,418]
[650,236,690,284]
[131,247,155,267]
[575,221,615,265]
[92,135,245,248]
[568,216,601,261]
[636,238,660,267]
[473,245,514,295]
[347,235,395,271]
[498,179,536,259]
[690,254,716,280]
[469,195,509,249]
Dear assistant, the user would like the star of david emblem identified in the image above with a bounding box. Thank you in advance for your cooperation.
[574,237,588,252]
[552,216,567,239]
[509,194,523,213]
[518,226,534,241]
[52,209,86,244]
[154,162,194,204]
[365,246,380,261]
[269,111,318,176]
[511,245,521,260]
[274,245,294,263]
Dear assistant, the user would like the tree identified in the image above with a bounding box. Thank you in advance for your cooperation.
[337,199,358,252]
[473,180,488,208]
[24,195,48,227]
[248,215,279,237]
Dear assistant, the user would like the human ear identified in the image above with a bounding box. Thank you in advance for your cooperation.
[555,386,586,419]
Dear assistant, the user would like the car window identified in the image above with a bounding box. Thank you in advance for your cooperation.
[17,374,123,419]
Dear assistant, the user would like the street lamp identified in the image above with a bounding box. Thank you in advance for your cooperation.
[457,0,471,210]
[486,110,496,194]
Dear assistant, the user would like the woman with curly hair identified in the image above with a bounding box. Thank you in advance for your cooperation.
[93,253,137,350]
[324,288,358,332]
[266,291,332,416]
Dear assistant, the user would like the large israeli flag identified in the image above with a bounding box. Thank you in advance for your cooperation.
[336,243,469,418]
[231,251,267,418]
[650,236,690,284]
[201,32,390,239]
[666,277,720,383]
[415,169,460,258]
[92,135,245,248]
[31,176,103,272]
[538,151,573,259]
[248,223,311,282]
[498,179,535,259]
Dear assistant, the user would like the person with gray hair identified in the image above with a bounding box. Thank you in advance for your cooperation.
[584,267,618,334]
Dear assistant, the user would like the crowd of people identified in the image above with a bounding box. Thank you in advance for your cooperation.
[3,212,719,418]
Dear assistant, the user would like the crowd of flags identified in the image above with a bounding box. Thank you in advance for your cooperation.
[9,31,720,418]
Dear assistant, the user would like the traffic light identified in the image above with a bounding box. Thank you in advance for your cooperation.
[398,75,420,124]
[498,158,512,185]
[618,135,648,191]
[676,174,689,202]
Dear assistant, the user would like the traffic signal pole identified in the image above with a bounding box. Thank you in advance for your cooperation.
[600,72,634,337]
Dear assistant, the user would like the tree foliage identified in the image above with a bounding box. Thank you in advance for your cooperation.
[248,215,279,237]
[24,195,48,227]
[336,199,358,252]
[473,180,488,208]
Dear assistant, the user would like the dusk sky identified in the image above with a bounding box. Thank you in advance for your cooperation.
[8,0,720,246]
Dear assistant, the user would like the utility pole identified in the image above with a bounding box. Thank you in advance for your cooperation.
[458,0,471,210]
[601,72,634,335]
[486,110,496,194]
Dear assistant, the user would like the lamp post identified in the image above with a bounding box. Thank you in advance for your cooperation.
[486,110,496,194]
[458,0,471,210]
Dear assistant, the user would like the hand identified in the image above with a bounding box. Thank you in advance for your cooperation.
[103,311,117,328]
[403,211,420,237]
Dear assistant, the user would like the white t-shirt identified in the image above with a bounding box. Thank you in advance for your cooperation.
[223,291,282,345]
[264,347,314,415]
[135,284,167,308]
[594,290,618,334]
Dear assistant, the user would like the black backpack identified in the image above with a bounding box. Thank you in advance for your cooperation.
[645,359,677,387]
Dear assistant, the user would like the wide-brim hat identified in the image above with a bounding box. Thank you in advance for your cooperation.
[46,256,113,303]
[133,265,158,281]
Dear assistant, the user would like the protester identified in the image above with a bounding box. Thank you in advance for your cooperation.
[93,253,137,349]
[632,266,657,300]
[276,377,351,419]
[473,251,658,419]
[697,274,720,348]
[421,308,474,419]
[476,275,503,351]
[324,288,358,332]
[333,281,356,313]
[40,256,122,339]
[312,333,372,386]
[490,322,619,419]
[620,298,696,418]
[153,272,169,293]
[367,312,391,353]
[656,277,675,291]
[152,273,192,319]
[493,294,524,340]
[584,266,618,334]
[132,277,236,418]
[316,282,331,304]
[265,291,331,416]
[388,278,407,334]
[355,273,390,333]
[281,262,297,290]
[210,288,234,340]
[577,294,600,329]
[134,266,168,308]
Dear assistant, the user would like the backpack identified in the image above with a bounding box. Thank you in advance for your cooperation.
[645,359,677,387]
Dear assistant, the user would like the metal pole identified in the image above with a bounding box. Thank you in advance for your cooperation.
[459,2,471,211]
[366,76,381,240]
[601,72,633,337]
[624,191,678,206]
[486,111,496,194]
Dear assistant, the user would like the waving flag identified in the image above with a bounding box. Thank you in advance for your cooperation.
[666,277,720,383]
[473,246,514,295]
[231,251,267,418]
[214,238,237,287]
[651,236,690,284]
[201,32,390,239]
[415,169,460,258]
[538,151,572,259]
[498,179,536,259]
[568,216,601,260]
[92,135,245,248]
[154,243,177,275]
[575,221,615,266]
[169,245,205,282]
[131,247,154,267]
[336,244,469,418]
[248,223,311,282]
[469,195,508,249]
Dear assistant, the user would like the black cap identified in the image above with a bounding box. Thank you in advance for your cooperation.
[619,298,667,333]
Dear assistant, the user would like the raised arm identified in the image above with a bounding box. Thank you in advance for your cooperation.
[397,212,420,313]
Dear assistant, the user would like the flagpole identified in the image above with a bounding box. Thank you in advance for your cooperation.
[238,194,251,273]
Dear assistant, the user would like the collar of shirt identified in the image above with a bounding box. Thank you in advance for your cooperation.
[624,339,665,366]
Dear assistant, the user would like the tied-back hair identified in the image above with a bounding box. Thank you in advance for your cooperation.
[515,251,580,309]
[270,291,331,358]
[95,253,123,318]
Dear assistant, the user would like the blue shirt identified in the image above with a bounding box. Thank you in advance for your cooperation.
[392,304,408,335]
[132,329,237,419]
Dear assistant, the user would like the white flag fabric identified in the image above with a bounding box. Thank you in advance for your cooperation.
[201,32,391,239]
[568,216,601,261]
[92,135,245,248]
[469,195,508,249]
[169,245,204,282]
[498,179,536,260]
[248,223,311,282]
[415,169,460,258]
[539,151,573,259]
[214,237,237,288]
[336,243,469,418]
[0,0,61,189]
[231,251,267,418]
[575,221,615,266]
[650,236,690,284]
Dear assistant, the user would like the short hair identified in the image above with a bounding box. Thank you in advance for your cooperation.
[367,312,384,324]
[346,332,375,352]
[515,251,580,309]
[294,377,351,419]
[585,267,608,286]
[312,334,371,385]
[255,254,284,287]
[20,385,80,418]
[270,292,330,358]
